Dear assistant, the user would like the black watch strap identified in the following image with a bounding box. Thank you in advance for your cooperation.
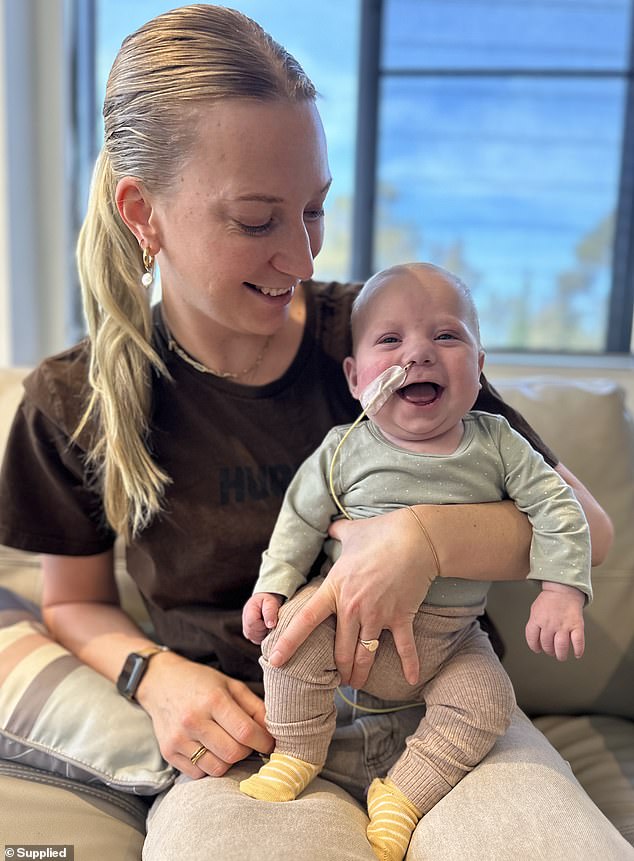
[116,645,170,701]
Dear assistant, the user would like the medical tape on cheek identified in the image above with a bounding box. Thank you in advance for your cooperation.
[359,363,411,416]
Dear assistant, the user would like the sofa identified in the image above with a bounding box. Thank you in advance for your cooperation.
[0,366,633,859]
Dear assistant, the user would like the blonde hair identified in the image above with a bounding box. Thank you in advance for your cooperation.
[75,4,316,540]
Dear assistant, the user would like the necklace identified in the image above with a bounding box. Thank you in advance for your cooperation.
[166,329,272,381]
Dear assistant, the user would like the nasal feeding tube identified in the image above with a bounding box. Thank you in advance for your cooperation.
[328,362,413,519]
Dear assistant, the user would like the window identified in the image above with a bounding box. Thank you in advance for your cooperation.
[359,0,634,353]
[84,0,634,354]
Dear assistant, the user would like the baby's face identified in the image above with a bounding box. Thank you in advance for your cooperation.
[343,269,484,449]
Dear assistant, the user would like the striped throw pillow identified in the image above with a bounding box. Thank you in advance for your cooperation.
[0,588,174,794]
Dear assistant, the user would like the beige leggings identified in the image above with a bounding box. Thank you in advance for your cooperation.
[260,581,516,813]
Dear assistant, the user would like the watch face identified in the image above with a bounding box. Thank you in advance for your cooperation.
[116,652,149,700]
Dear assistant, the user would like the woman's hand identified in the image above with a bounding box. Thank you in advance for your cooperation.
[136,651,274,778]
[265,500,533,687]
[41,551,274,780]
[268,508,437,689]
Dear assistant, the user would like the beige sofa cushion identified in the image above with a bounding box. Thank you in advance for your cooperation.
[488,377,634,719]
[0,762,147,859]
[0,367,30,450]
[534,714,634,846]
[0,369,44,605]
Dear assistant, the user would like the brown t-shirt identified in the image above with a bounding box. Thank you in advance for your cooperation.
[0,279,555,684]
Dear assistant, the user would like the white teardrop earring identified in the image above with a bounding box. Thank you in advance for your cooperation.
[141,247,155,289]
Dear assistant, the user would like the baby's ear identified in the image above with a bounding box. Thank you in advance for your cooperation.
[342,356,359,398]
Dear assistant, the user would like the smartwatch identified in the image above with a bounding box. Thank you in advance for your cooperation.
[116,645,170,701]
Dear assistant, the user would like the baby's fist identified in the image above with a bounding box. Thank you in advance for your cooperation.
[242,592,284,644]
[525,582,585,661]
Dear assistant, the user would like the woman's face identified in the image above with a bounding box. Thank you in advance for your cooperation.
[149,98,331,340]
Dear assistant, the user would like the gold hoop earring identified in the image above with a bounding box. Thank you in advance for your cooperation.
[141,247,155,289]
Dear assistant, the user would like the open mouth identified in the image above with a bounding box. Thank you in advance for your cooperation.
[244,281,294,298]
[397,382,443,405]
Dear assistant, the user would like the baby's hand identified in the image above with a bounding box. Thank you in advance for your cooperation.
[525,582,585,661]
[242,592,284,645]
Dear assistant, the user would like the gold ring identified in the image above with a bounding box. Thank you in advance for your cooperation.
[359,638,380,653]
[190,744,208,767]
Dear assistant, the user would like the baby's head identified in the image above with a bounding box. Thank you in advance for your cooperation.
[343,262,485,448]
[350,262,480,350]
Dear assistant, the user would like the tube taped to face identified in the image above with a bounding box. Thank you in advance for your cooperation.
[359,363,412,416]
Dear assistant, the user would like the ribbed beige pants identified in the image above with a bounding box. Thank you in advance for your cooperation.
[260,581,516,814]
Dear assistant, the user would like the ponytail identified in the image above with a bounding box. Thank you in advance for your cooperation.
[73,4,317,539]
[74,150,170,540]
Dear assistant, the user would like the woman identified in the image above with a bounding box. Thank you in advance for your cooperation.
[0,6,618,860]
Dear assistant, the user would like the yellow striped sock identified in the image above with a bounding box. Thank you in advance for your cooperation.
[239,753,321,802]
[366,778,422,861]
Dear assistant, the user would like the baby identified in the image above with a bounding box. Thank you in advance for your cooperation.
[240,262,591,861]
